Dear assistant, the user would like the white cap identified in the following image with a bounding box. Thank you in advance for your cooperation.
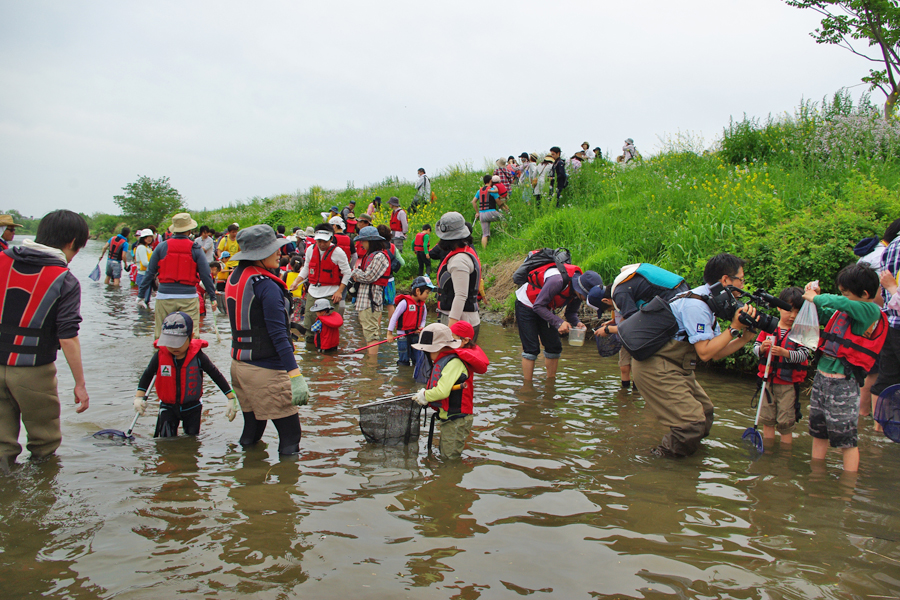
[328,216,345,227]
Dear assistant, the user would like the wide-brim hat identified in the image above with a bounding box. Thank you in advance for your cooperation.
[310,298,332,312]
[355,225,383,242]
[388,196,400,207]
[542,155,554,163]
[0,215,23,228]
[231,224,291,261]
[496,157,507,167]
[169,213,198,233]
[357,213,372,222]
[137,228,154,238]
[305,226,315,236]
[436,211,468,241]
[412,323,461,353]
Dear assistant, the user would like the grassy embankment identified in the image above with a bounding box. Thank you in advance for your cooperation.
[188,92,900,371]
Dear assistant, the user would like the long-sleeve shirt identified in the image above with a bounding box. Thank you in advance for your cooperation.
[423,357,467,404]
[137,349,231,398]
[438,252,481,326]
[752,328,814,364]
[514,269,580,329]
[881,238,900,328]
[351,250,390,312]
[134,244,152,272]
[248,276,299,372]
[391,209,408,237]
[813,293,883,375]
[387,298,428,333]
[139,234,216,301]
[298,244,351,298]
[415,175,431,200]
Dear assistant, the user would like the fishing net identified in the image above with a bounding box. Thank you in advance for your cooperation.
[874,384,900,443]
[595,332,623,358]
[358,394,422,445]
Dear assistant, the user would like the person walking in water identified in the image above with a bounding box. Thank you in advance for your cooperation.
[99,226,131,285]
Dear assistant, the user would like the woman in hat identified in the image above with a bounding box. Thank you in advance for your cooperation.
[133,229,155,308]
[350,226,391,356]
[434,212,482,343]
[366,196,382,217]
[412,323,490,460]
[225,224,309,456]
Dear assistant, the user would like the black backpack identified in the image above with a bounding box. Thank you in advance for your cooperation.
[512,248,572,286]
[386,246,402,275]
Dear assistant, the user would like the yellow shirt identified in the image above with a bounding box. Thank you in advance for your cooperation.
[218,236,240,269]
[284,271,304,298]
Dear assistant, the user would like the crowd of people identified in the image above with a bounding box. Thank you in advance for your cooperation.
[2,153,896,470]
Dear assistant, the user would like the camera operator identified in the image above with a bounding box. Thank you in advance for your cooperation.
[631,253,758,458]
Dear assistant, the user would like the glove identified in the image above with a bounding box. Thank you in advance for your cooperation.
[211,309,218,330]
[414,388,428,406]
[225,395,239,421]
[133,397,147,416]
[290,373,309,406]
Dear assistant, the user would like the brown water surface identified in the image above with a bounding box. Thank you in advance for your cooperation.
[1,240,899,599]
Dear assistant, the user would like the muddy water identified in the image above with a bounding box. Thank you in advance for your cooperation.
[1,239,899,599]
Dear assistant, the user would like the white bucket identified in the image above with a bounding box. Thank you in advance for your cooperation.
[569,327,586,346]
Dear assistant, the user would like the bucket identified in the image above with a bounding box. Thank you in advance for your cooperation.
[569,327,586,347]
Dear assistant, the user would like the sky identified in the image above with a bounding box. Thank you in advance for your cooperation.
[0,0,873,218]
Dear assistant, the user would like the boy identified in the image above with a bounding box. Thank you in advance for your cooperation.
[309,298,343,353]
[413,224,432,277]
[197,261,221,317]
[413,323,490,460]
[752,286,812,446]
[387,276,435,366]
[802,264,887,471]
[134,312,237,437]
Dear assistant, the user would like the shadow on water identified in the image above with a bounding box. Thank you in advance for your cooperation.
[1,240,899,598]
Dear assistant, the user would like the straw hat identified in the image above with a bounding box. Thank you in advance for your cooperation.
[169,213,198,233]
[231,225,291,261]
[412,323,461,353]
[0,215,22,228]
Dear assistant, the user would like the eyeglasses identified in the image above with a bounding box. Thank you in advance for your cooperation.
[5,227,16,232]
[730,275,745,283]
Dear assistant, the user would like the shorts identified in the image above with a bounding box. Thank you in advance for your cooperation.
[106,260,122,279]
[759,382,798,434]
[808,371,859,448]
[384,280,396,305]
[478,210,502,237]
[358,309,382,343]
[154,400,202,437]
[618,346,632,368]
[439,414,474,460]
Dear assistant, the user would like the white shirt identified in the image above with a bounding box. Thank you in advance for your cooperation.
[299,244,351,298]
[197,235,215,262]
[135,245,152,272]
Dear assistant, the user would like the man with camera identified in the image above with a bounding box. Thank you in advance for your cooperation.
[631,253,759,458]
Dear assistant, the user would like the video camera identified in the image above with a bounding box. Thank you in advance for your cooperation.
[705,283,792,334]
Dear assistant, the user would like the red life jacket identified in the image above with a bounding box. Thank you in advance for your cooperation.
[436,246,481,313]
[308,244,342,286]
[225,265,291,362]
[413,231,429,252]
[153,339,208,404]
[361,249,390,287]
[756,328,807,385]
[819,310,888,374]
[395,294,424,331]
[346,218,357,235]
[0,251,68,367]
[0,239,8,251]
[314,310,343,351]
[158,238,199,286]
[334,233,352,260]
[425,345,490,418]
[478,185,498,211]
[390,208,404,232]
[525,263,583,310]
[108,236,127,261]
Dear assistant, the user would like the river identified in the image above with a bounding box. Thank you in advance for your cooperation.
[1,238,898,599]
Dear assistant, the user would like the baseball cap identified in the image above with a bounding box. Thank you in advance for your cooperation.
[158,312,193,348]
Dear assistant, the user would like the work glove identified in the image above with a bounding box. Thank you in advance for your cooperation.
[211,309,219,330]
[414,388,428,406]
[225,395,239,421]
[290,373,309,406]
[133,397,147,416]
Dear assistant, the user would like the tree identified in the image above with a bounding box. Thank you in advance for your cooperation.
[113,175,185,228]
[787,0,900,118]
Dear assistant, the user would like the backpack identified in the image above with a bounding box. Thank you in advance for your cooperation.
[512,248,572,286]
[386,245,402,275]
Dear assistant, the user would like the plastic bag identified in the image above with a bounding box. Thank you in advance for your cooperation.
[788,300,820,349]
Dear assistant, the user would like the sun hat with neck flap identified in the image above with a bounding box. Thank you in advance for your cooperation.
[436,211,468,241]
[231,224,291,261]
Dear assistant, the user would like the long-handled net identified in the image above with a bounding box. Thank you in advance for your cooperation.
[875,384,900,443]
[357,394,422,445]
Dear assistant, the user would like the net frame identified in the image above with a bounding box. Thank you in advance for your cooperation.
[875,384,900,443]
[358,394,422,445]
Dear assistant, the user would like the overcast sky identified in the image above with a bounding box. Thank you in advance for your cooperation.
[0,0,871,218]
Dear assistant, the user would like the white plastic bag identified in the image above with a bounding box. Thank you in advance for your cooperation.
[788,300,820,349]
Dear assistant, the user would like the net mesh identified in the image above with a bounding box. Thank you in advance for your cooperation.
[875,385,900,443]
[595,332,623,358]
[358,395,422,445]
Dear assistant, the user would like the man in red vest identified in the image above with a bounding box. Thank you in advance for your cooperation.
[388,196,408,253]
[0,210,91,466]
[139,213,217,339]
[291,224,351,344]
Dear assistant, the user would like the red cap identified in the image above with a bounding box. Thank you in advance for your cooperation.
[450,321,475,339]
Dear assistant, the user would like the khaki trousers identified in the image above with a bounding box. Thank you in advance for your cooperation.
[154,297,201,339]
[632,339,714,456]
[231,360,297,421]
[439,414,474,460]
[0,362,61,461]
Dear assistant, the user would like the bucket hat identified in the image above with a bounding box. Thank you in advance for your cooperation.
[496,157,507,167]
[573,270,603,297]
[137,228,154,238]
[158,311,193,348]
[305,226,315,236]
[412,323,461,353]
[330,206,340,213]
[436,212,468,241]
[0,215,23,228]
[310,298,332,312]
[231,224,291,261]
[169,213,198,233]
[388,196,400,207]
[355,225,384,242]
